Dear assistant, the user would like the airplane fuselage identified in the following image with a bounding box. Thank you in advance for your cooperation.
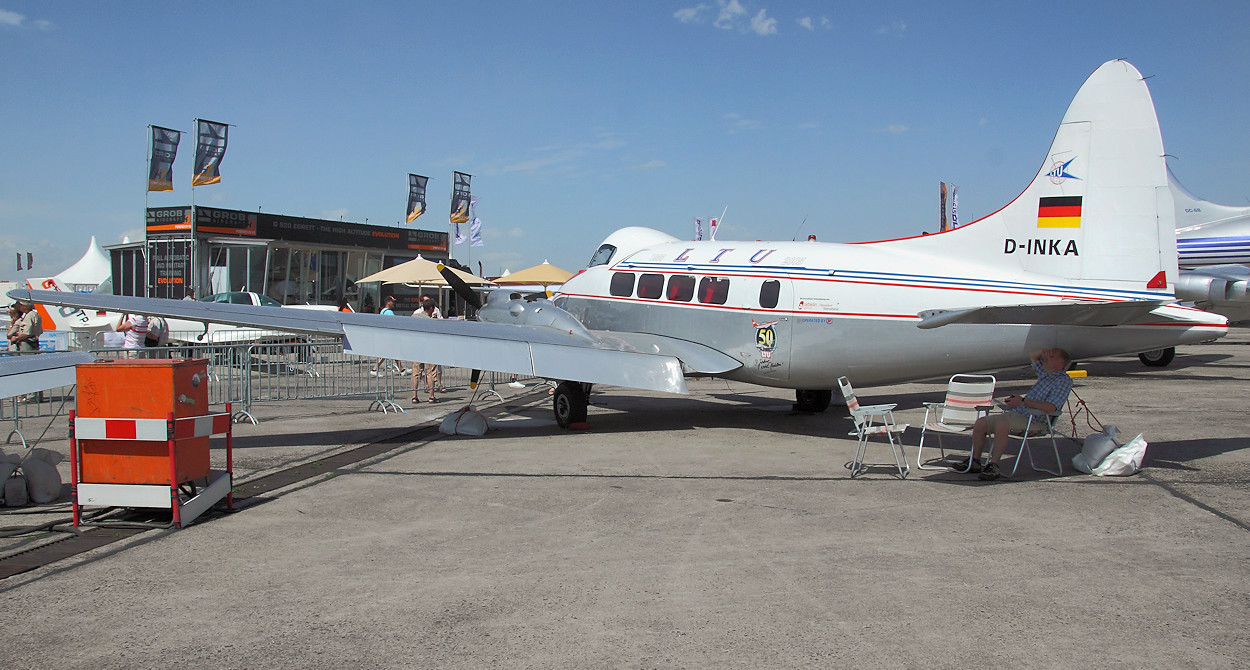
[556,230,1225,389]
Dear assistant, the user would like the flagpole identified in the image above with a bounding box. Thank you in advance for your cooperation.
[145,125,151,215]
[710,205,728,241]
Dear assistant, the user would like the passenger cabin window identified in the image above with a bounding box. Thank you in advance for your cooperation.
[698,277,730,305]
[588,244,617,267]
[667,275,695,302]
[609,272,635,297]
[637,273,664,299]
[760,280,780,309]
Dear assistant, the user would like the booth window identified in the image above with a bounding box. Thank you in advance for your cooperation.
[637,273,664,299]
[667,275,695,302]
[610,272,635,297]
[759,280,780,309]
[698,277,730,304]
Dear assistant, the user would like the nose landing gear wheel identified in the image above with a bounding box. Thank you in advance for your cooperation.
[794,389,832,413]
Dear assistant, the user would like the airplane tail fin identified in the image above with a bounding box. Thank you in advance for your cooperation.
[898,61,1176,298]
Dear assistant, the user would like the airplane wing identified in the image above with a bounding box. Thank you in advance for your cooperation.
[916,299,1171,329]
[7,289,740,395]
[0,351,96,398]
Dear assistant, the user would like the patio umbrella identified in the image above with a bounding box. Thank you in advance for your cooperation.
[492,260,574,287]
[357,256,494,286]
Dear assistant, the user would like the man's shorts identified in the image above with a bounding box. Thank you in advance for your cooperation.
[986,410,1050,436]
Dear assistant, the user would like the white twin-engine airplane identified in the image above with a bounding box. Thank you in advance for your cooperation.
[8,60,1228,428]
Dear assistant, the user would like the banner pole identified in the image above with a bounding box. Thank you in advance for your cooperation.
[711,205,728,241]
[144,125,151,214]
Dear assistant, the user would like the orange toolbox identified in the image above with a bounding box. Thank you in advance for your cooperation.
[75,359,211,486]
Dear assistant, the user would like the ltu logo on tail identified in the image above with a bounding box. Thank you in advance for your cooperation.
[1047,157,1080,184]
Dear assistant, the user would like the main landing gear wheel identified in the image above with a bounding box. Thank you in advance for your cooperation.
[794,389,832,413]
[1138,347,1175,367]
[553,381,589,429]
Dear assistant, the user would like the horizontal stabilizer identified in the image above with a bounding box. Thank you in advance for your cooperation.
[917,300,1169,329]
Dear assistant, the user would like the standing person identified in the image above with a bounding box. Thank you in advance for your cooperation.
[116,312,150,354]
[11,301,42,352]
[5,303,22,352]
[337,297,354,312]
[964,347,1073,481]
[412,296,442,403]
[371,296,396,376]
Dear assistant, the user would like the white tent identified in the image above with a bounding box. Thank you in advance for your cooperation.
[55,236,110,290]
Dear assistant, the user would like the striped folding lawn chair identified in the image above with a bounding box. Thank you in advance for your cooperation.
[837,376,909,479]
[916,374,996,472]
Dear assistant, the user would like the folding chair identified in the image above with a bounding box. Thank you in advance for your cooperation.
[916,374,996,471]
[837,376,909,478]
[1004,407,1064,477]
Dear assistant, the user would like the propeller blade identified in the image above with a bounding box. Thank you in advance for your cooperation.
[437,263,483,309]
[470,369,481,390]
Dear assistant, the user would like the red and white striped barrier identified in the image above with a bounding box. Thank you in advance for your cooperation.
[73,414,232,441]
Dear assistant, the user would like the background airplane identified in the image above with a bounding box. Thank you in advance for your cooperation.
[8,60,1227,428]
[1171,166,1250,325]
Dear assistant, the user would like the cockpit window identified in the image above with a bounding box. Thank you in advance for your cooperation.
[588,244,616,267]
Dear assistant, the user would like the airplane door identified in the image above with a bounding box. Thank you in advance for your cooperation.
[748,278,791,381]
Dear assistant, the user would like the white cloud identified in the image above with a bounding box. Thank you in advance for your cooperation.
[0,9,53,30]
[723,113,761,134]
[714,0,746,30]
[674,4,709,24]
[500,133,629,175]
[320,208,351,221]
[749,9,777,35]
[797,16,831,30]
[629,160,667,171]
[884,124,910,135]
[876,20,906,37]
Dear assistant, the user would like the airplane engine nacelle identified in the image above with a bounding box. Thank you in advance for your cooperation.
[478,291,599,344]
[1174,274,1250,303]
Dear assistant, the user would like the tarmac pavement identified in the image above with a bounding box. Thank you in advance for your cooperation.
[1,334,1248,668]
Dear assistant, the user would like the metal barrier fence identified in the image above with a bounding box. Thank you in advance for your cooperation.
[2,335,525,429]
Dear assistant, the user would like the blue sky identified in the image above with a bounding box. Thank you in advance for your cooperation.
[2,1,1248,280]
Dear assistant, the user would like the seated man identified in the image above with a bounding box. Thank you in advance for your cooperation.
[965,348,1073,481]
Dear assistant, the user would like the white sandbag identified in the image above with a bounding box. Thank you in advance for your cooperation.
[1073,426,1120,474]
[1092,433,1147,476]
[20,456,62,504]
[439,406,489,436]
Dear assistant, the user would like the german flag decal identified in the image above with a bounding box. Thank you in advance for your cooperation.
[1037,195,1082,228]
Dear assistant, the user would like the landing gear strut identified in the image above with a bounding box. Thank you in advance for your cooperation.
[553,381,591,428]
[1138,347,1175,367]
[794,389,833,413]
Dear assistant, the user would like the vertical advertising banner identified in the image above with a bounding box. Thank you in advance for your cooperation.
[939,181,948,232]
[148,126,180,192]
[407,174,429,223]
[193,119,228,186]
[950,184,959,229]
[450,171,472,223]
